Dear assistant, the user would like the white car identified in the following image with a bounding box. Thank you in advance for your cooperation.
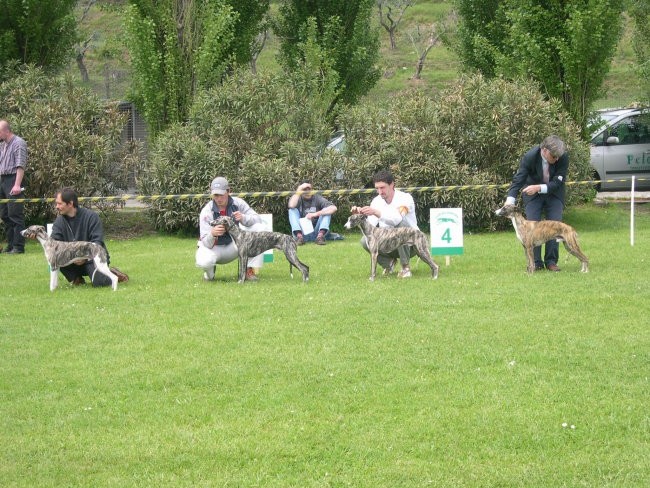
[590,107,650,190]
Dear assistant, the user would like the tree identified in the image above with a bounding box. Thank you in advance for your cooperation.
[453,0,504,78]
[377,0,414,50]
[275,0,380,111]
[125,0,249,137]
[74,0,98,84]
[0,0,78,79]
[249,14,271,75]
[629,0,650,102]
[225,0,270,66]
[408,12,455,80]
[454,0,624,134]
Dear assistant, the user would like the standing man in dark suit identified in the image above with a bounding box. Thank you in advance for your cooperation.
[505,135,569,271]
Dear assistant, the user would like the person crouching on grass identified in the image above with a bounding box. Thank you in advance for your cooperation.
[51,187,129,286]
[351,169,418,278]
[196,177,266,281]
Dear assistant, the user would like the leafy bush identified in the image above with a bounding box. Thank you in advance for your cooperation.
[0,66,139,223]
[433,74,593,203]
[142,72,592,234]
[140,67,338,234]
[337,93,499,230]
[337,76,592,231]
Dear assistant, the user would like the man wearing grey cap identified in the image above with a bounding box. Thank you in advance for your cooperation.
[196,177,266,281]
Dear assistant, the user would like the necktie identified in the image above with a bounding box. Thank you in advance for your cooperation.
[542,160,550,183]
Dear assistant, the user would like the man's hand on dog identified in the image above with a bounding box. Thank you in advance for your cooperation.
[522,185,542,195]
[351,206,379,217]
[211,225,227,237]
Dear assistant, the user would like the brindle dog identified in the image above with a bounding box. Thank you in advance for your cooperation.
[210,216,309,283]
[344,213,439,281]
[495,204,589,274]
[20,225,119,291]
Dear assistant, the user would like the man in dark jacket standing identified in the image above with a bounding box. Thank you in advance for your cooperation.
[505,135,569,272]
[51,187,129,286]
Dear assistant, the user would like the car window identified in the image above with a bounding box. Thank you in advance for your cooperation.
[591,130,605,146]
[608,115,650,145]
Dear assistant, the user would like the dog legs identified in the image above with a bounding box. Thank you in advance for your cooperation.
[413,240,439,279]
[237,252,249,284]
[283,248,309,282]
[561,240,589,273]
[93,256,119,290]
[369,251,380,281]
[524,245,537,274]
[50,269,59,291]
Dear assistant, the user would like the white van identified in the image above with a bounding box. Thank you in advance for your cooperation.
[590,107,650,190]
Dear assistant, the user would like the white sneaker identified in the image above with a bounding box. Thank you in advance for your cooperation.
[203,266,215,281]
[397,268,412,278]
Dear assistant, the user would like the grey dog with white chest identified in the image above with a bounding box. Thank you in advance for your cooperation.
[20,225,119,291]
[210,216,309,283]
[344,213,439,281]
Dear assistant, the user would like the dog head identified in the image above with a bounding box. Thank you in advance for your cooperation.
[209,215,235,230]
[20,225,47,239]
[495,204,521,218]
[344,213,367,230]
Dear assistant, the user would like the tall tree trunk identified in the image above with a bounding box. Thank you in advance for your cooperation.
[76,52,90,83]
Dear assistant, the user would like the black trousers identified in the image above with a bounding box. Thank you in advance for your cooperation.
[60,261,114,287]
[0,174,25,252]
[523,193,564,267]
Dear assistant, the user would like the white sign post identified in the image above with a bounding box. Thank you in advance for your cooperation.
[430,208,464,264]
[260,214,274,263]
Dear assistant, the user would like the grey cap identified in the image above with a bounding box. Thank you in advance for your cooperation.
[210,177,229,195]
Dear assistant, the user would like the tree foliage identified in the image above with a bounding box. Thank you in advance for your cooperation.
[454,0,624,134]
[0,0,78,80]
[142,70,591,233]
[125,0,254,137]
[275,0,381,113]
[629,0,650,102]
[225,0,270,66]
[0,66,138,222]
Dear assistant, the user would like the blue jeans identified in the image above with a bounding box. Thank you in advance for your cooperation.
[288,208,330,241]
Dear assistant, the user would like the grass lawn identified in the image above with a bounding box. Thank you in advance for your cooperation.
[1,203,648,487]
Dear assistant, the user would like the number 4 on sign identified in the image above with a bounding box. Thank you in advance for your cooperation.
[441,227,452,244]
[430,208,464,266]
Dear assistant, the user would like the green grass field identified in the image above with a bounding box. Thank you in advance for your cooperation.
[1,203,648,486]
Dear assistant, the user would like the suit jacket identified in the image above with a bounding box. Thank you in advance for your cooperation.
[507,145,569,204]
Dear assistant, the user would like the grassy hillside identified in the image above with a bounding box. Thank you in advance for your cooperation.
[67,1,643,109]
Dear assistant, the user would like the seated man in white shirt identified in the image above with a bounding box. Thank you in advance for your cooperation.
[351,170,418,278]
